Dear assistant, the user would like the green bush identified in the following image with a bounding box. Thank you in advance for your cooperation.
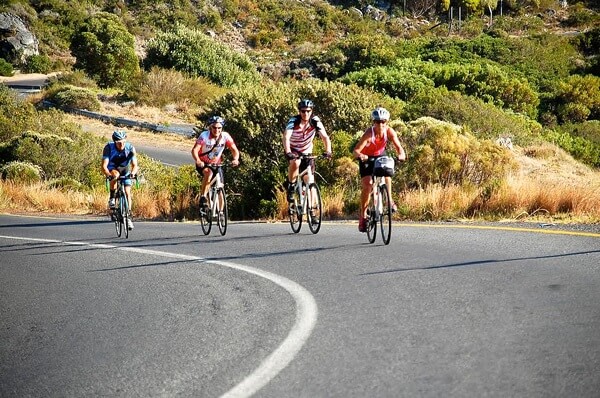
[46,86,101,111]
[553,74,600,123]
[0,85,36,142]
[144,24,261,88]
[22,54,52,73]
[543,128,600,167]
[0,58,14,76]
[1,130,103,185]
[403,87,542,145]
[342,58,539,118]
[70,12,140,89]
[398,117,518,189]
[1,161,43,184]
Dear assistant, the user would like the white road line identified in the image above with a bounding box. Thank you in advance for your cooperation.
[0,235,318,398]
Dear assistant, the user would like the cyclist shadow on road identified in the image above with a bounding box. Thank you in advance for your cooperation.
[359,249,600,276]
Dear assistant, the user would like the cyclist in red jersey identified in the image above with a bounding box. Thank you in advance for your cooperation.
[283,99,332,202]
[353,107,406,233]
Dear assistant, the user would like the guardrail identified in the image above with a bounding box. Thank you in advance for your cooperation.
[41,100,196,136]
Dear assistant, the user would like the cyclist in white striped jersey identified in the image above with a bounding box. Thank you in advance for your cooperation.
[282,99,332,202]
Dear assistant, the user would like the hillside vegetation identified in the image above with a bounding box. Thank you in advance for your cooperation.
[0,0,599,223]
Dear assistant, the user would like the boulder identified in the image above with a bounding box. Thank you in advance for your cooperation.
[0,13,39,64]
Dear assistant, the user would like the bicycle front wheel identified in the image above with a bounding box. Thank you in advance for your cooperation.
[307,183,322,234]
[288,183,302,233]
[120,193,130,239]
[199,193,212,235]
[366,199,377,244]
[216,188,228,236]
[379,184,392,245]
[114,203,122,238]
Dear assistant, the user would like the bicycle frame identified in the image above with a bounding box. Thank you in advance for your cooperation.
[110,175,134,239]
[199,164,228,236]
[365,159,393,245]
[288,155,323,234]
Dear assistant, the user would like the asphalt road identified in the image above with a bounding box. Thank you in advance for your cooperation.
[1,214,599,397]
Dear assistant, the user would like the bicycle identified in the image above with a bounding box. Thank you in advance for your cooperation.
[198,163,229,236]
[287,155,324,234]
[365,156,395,245]
[108,175,137,239]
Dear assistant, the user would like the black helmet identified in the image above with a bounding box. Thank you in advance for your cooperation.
[207,116,225,126]
[297,99,314,109]
[112,130,127,141]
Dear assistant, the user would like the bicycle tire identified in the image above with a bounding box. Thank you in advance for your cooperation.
[307,183,322,234]
[114,200,122,238]
[288,183,302,233]
[366,195,377,244]
[217,188,228,236]
[120,191,130,239]
[199,192,212,235]
[379,184,392,245]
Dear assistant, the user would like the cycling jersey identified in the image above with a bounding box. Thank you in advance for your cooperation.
[102,142,136,170]
[285,115,326,154]
[361,126,388,157]
[195,130,236,164]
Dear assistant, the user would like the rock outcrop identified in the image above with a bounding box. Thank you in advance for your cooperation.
[0,13,39,64]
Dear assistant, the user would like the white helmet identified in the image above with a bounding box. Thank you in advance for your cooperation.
[371,107,390,121]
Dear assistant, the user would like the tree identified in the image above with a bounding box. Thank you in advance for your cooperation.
[70,12,140,89]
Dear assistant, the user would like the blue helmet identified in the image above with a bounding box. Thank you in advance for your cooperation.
[207,116,225,126]
[112,130,127,141]
[298,99,314,109]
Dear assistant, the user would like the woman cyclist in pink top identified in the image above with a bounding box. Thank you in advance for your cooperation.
[353,107,406,233]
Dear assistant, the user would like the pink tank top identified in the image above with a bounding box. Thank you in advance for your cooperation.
[362,126,388,157]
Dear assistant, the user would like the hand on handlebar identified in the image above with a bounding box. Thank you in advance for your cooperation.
[322,151,332,159]
[285,152,297,161]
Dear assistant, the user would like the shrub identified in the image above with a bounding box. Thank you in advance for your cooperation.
[70,12,140,89]
[133,66,226,108]
[144,24,261,88]
[47,177,84,191]
[404,87,542,145]
[397,117,518,189]
[46,86,101,111]
[553,74,600,123]
[1,161,43,184]
[0,58,13,76]
[22,54,52,73]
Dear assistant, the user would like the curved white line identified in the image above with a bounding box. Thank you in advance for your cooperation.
[0,235,318,398]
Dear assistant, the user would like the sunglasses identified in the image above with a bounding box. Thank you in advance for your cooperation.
[374,120,387,124]
[300,109,312,114]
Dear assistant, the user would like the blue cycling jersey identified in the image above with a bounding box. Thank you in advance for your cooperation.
[102,142,136,170]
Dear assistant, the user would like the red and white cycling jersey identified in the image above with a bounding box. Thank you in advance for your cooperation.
[195,130,236,164]
[285,115,326,154]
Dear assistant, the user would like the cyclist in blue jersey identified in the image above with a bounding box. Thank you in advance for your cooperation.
[101,130,139,230]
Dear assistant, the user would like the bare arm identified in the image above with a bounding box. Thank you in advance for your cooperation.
[387,128,406,161]
[353,132,370,161]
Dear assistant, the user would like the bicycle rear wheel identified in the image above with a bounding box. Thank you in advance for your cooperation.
[199,193,212,235]
[216,188,228,236]
[307,183,322,234]
[379,184,392,245]
[366,200,377,244]
[288,183,303,233]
